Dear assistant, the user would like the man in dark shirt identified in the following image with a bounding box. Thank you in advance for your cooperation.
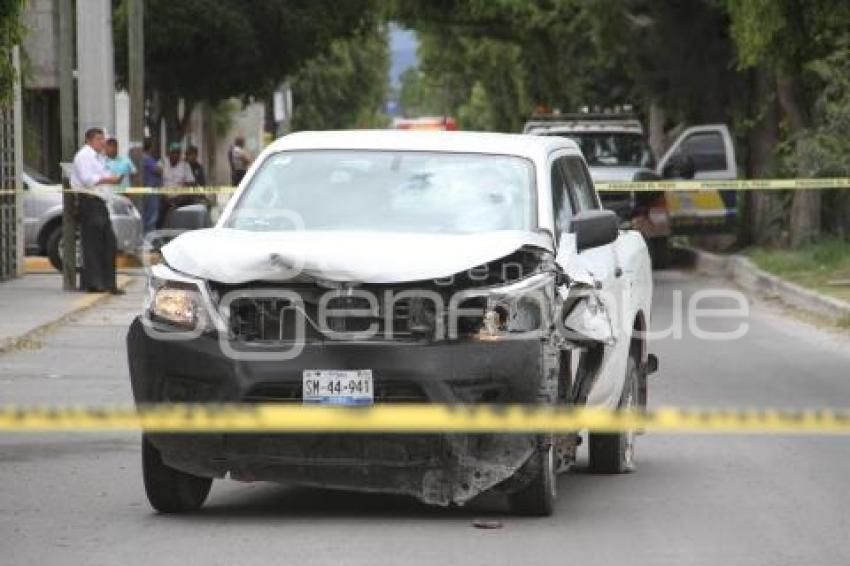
[176,145,209,208]
[186,145,206,187]
[141,138,163,234]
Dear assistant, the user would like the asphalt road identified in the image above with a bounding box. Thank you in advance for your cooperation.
[1,270,849,566]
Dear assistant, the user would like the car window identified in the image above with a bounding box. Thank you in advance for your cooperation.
[227,150,535,234]
[562,158,599,211]
[550,160,573,239]
[676,131,727,172]
[543,132,654,168]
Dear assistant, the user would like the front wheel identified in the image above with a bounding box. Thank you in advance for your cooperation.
[588,356,639,474]
[142,435,212,513]
[509,443,556,516]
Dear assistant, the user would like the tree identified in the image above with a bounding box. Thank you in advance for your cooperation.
[113,0,380,142]
[398,67,442,117]
[0,0,25,109]
[727,0,850,246]
[289,27,390,131]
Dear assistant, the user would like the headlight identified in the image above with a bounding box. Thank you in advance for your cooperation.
[481,295,544,336]
[450,273,552,341]
[146,264,210,331]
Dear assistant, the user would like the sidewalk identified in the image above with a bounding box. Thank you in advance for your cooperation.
[677,245,850,326]
[0,272,136,352]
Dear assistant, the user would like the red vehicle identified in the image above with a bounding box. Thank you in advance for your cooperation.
[393,116,458,131]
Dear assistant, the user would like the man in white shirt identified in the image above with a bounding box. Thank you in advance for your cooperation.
[162,142,195,187]
[70,127,123,294]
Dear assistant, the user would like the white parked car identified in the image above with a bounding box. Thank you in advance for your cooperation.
[127,130,656,516]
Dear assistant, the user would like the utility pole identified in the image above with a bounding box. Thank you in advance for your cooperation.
[58,0,76,290]
[12,46,24,278]
[128,0,144,185]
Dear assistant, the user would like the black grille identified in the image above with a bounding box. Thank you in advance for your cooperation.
[228,293,414,342]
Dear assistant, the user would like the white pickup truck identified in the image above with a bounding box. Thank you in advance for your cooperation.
[128,130,656,516]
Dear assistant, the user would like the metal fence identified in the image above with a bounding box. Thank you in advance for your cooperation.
[0,103,18,281]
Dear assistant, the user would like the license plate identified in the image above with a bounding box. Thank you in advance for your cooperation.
[302,370,373,405]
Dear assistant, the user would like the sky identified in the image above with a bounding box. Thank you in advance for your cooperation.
[389,24,418,88]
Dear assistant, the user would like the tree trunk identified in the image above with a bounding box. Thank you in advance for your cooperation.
[777,71,820,247]
[648,101,666,161]
[746,67,781,246]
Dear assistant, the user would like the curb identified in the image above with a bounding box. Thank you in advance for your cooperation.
[0,274,137,354]
[676,246,850,324]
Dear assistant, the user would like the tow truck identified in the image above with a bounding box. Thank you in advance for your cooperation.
[524,113,737,267]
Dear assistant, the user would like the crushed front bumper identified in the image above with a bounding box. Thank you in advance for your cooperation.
[127,317,553,505]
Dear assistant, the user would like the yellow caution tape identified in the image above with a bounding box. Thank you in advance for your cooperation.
[1,404,849,435]
[595,177,850,192]
[1,178,849,195]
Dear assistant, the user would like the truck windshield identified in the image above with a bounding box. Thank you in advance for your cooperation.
[544,132,654,168]
[225,150,535,234]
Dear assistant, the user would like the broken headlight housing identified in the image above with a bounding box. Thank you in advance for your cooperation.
[450,272,553,340]
[145,263,212,331]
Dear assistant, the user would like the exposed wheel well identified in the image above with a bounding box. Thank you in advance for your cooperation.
[632,311,648,408]
[631,310,647,361]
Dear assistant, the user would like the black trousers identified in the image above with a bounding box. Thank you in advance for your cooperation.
[79,194,117,291]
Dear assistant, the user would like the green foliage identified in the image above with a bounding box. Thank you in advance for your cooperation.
[0,0,25,109]
[114,0,380,105]
[412,31,529,131]
[290,27,389,131]
[728,0,850,72]
[793,46,850,177]
[393,0,741,128]
[398,67,442,117]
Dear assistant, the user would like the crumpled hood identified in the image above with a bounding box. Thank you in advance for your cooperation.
[162,228,552,284]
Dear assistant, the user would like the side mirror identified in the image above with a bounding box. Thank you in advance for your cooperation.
[569,209,619,252]
[662,153,696,179]
[163,204,212,231]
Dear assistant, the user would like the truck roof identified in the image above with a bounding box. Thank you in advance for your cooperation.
[266,130,583,163]
[523,119,644,136]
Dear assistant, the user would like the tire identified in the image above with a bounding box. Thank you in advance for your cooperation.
[142,435,212,513]
[588,356,639,474]
[509,443,556,516]
[648,237,670,270]
[45,225,63,272]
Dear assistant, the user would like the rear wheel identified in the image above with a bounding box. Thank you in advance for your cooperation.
[142,435,212,513]
[509,443,556,516]
[588,356,639,474]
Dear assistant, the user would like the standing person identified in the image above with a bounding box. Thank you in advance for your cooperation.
[141,138,163,234]
[104,137,136,191]
[185,145,206,187]
[162,142,195,187]
[182,145,209,208]
[69,127,123,294]
[228,136,252,185]
[161,143,195,215]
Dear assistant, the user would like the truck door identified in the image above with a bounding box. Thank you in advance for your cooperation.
[656,124,737,234]
[559,156,625,337]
